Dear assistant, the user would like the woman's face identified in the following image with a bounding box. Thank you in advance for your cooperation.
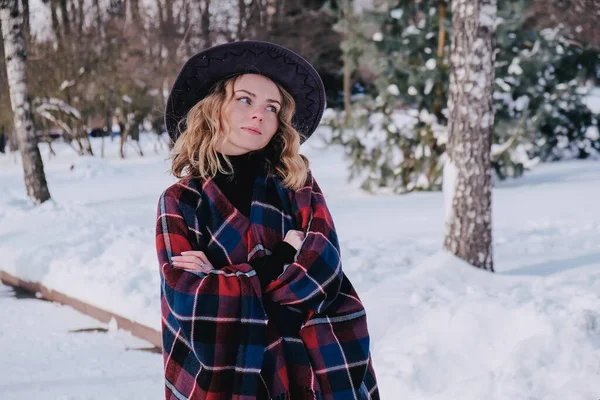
[218,74,282,155]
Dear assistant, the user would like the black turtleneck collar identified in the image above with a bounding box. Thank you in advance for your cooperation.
[216,150,265,176]
[212,150,267,218]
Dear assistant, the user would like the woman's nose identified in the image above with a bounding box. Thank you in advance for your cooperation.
[251,108,264,121]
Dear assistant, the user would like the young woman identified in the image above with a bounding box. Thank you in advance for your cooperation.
[156,41,379,400]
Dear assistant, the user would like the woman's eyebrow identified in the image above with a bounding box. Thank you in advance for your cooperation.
[235,89,281,106]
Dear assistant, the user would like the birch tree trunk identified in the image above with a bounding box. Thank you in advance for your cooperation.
[0,0,51,204]
[443,0,496,271]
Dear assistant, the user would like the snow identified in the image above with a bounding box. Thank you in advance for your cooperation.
[508,57,523,75]
[390,8,404,19]
[418,109,434,124]
[583,87,600,114]
[513,95,529,111]
[387,84,400,96]
[586,126,599,141]
[59,80,76,91]
[371,251,600,399]
[478,4,497,28]
[404,26,421,36]
[0,283,163,399]
[495,77,511,92]
[1,131,600,398]
[425,59,437,70]
[424,78,434,95]
[35,97,83,120]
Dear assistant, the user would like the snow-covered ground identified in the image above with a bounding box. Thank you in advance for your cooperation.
[0,283,163,399]
[1,131,600,399]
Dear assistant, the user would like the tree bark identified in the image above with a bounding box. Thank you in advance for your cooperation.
[0,125,6,153]
[21,0,29,39]
[59,0,70,35]
[200,0,211,47]
[443,0,496,271]
[1,0,51,204]
[433,0,447,121]
[119,120,128,159]
[342,1,352,121]
[93,0,102,37]
[129,0,141,25]
[237,0,247,40]
[77,0,84,35]
[50,0,62,42]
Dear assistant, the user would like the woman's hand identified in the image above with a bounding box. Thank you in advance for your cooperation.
[171,251,214,273]
[284,229,305,251]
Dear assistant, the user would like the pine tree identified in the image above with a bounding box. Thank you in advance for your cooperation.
[327,0,599,193]
[493,16,600,170]
[327,0,450,193]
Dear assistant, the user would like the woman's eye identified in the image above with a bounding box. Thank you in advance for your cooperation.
[267,105,279,113]
[238,97,251,104]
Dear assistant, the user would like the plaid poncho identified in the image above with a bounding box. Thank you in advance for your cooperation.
[156,170,379,400]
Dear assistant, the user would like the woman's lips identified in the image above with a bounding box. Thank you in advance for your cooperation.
[242,127,262,135]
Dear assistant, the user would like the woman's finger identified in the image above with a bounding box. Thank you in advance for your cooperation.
[195,252,212,266]
[179,251,213,268]
[173,257,214,270]
[173,260,213,273]
[173,260,202,269]
[173,255,214,268]
[173,255,202,264]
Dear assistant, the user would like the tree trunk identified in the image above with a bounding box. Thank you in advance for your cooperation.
[1,0,51,204]
[21,0,29,39]
[77,0,84,34]
[237,0,246,40]
[119,120,128,158]
[8,127,17,151]
[130,0,141,25]
[443,0,496,271]
[50,0,62,41]
[433,0,447,121]
[75,123,93,156]
[343,52,351,121]
[200,0,211,48]
[342,2,352,122]
[59,0,70,35]
[93,0,102,37]
[0,125,6,153]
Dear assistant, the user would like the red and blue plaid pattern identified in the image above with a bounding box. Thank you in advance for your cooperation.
[156,171,379,399]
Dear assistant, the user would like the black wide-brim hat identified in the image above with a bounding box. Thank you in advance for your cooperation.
[165,40,326,144]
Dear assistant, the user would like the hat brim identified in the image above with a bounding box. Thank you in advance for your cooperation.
[165,41,326,144]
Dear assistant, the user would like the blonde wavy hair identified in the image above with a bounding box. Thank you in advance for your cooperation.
[169,74,309,190]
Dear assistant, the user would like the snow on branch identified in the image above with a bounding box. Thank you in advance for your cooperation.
[34,98,82,121]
